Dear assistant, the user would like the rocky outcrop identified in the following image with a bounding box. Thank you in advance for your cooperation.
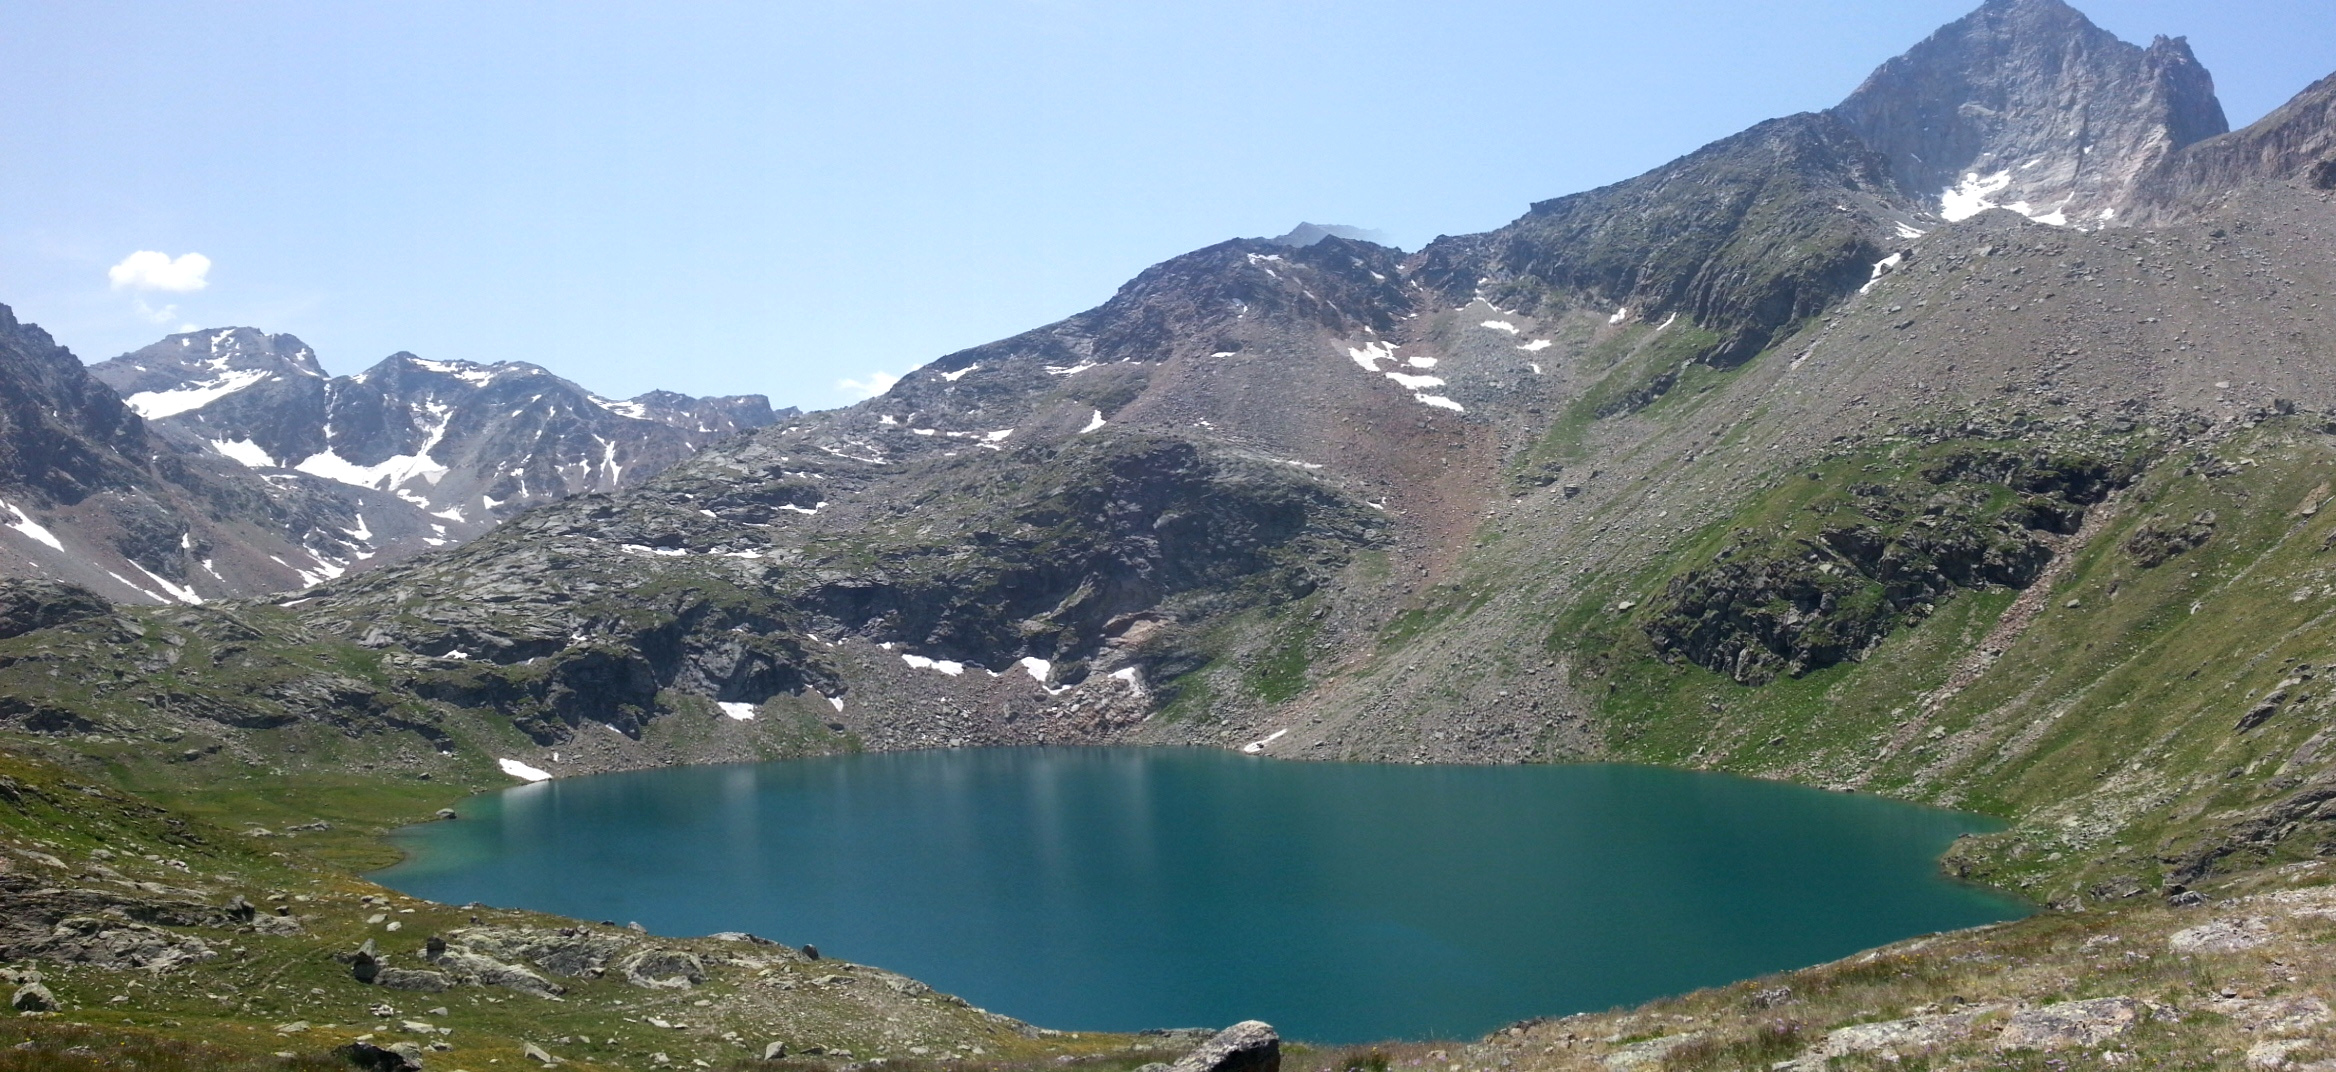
[0,580,110,640]
[2125,509,2216,566]
[1642,446,2123,684]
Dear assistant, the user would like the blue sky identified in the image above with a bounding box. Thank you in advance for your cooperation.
[3,1,2328,410]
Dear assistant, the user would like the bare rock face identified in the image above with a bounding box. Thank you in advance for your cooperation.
[1831,0,2227,227]
[1167,1021,1278,1072]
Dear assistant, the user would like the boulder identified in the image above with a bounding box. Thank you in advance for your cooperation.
[522,1041,557,1065]
[9,982,54,1012]
[1995,997,2145,1051]
[762,1041,788,1061]
[1166,1021,1279,1072]
[339,1041,425,1072]
[620,949,707,989]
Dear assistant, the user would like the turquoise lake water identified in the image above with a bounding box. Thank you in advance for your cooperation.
[374,747,2026,1043]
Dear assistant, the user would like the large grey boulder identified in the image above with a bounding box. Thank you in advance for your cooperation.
[1166,1021,1278,1072]
[9,982,54,1012]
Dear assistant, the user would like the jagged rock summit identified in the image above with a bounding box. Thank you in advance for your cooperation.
[1831,0,2228,226]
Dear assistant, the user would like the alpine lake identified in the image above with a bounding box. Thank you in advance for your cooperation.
[375,747,2027,1044]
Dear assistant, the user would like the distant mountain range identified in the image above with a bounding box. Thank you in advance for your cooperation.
[0,321,787,603]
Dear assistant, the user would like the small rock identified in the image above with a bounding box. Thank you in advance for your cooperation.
[523,1041,557,1064]
[1995,997,2145,1051]
[436,809,458,820]
[275,1021,310,1034]
[1166,1021,1279,1072]
[763,1042,789,1061]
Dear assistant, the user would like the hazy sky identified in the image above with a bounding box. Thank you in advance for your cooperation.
[3,1,2328,410]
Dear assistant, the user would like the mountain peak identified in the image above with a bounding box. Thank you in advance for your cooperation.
[1831,0,2227,226]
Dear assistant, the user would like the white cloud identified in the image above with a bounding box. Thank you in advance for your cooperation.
[131,299,179,324]
[108,251,211,292]
[836,370,899,400]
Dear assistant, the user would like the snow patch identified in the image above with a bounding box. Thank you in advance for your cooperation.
[1045,361,1099,377]
[901,653,965,676]
[0,501,63,551]
[778,501,828,515]
[1108,666,1144,692]
[209,438,277,468]
[1241,729,1289,754]
[1860,252,1906,295]
[1518,339,1552,352]
[1529,363,1543,375]
[826,695,845,712]
[1017,657,1052,684]
[1939,171,2069,227]
[717,702,759,721]
[125,368,271,419]
[1415,394,1466,412]
[129,561,202,604]
[591,396,650,419]
[1405,356,1438,368]
[1607,307,1630,325]
[409,358,500,387]
[1895,222,1928,240]
[940,364,980,382]
[1080,409,1106,434]
[1383,372,1445,390]
[497,758,552,782]
[1478,320,1519,334]
[983,429,1015,443]
[1347,341,1397,371]
[1940,170,2013,221]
